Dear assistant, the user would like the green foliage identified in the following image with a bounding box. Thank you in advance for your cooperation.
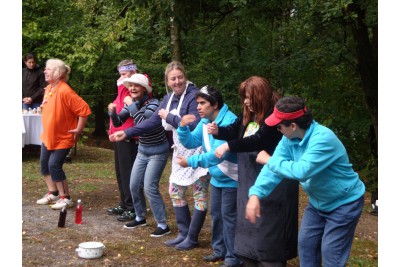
[22,0,377,191]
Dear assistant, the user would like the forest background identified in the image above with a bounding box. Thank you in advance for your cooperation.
[22,0,378,196]
[14,0,385,263]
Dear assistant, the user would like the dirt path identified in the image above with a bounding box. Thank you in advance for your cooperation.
[22,184,377,266]
[22,139,378,266]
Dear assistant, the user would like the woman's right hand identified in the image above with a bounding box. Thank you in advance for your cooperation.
[109,131,127,142]
[175,156,188,167]
[207,122,218,135]
[179,114,196,127]
[245,195,261,224]
[158,108,168,120]
[123,96,133,106]
[108,103,116,113]
[214,143,229,159]
[23,97,32,104]
[256,150,270,165]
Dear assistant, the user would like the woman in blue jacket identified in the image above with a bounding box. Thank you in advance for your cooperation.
[176,85,242,267]
[246,96,365,267]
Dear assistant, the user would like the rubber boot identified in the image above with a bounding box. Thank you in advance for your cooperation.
[165,205,191,247]
[175,209,207,250]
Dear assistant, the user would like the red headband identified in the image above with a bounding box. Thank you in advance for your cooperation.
[265,106,307,126]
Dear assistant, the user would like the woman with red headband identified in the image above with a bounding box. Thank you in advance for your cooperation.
[246,96,365,267]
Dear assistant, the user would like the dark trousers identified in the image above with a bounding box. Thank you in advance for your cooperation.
[114,140,138,211]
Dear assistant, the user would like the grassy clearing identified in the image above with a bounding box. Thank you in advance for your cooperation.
[22,144,377,266]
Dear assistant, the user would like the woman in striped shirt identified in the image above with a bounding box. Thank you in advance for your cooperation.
[109,73,171,237]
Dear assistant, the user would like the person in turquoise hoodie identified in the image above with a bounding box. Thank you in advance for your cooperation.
[246,96,365,267]
[176,85,242,267]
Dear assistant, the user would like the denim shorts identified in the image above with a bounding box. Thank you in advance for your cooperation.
[40,144,71,182]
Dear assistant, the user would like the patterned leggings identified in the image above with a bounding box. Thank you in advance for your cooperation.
[169,174,210,211]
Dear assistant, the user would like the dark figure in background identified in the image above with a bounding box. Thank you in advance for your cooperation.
[22,53,46,110]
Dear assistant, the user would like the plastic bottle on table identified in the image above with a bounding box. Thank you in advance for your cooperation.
[75,199,83,224]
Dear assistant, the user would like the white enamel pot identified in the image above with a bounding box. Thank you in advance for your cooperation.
[76,241,105,259]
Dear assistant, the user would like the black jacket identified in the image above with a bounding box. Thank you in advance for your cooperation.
[215,112,299,262]
[22,66,46,104]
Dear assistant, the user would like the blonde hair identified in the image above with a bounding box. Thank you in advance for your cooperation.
[164,61,186,93]
[46,58,71,82]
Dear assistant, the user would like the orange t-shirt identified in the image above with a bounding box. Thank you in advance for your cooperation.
[40,81,92,150]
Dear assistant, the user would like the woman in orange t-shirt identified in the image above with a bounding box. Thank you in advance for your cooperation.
[36,58,91,210]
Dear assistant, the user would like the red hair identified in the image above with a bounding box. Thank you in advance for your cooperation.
[238,76,280,126]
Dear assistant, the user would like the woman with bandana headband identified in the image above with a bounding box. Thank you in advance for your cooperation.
[246,96,365,267]
[106,59,139,222]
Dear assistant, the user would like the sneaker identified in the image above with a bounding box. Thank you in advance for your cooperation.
[107,205,126,215]
[150,226,171,237]
[51,198,74,210]
[36,192,60,205]
[124,219,147,229]
[117,210,136,222]
[203,254,224,262]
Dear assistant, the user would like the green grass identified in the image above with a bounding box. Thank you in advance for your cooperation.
[22,145,116,192]
[348,238,378,266]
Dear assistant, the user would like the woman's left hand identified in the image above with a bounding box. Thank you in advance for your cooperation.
[68,129,82,143]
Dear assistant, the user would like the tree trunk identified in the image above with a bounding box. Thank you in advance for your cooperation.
[347,2,378,195]
[92,96,107,137]
[170,3,182,63]
[347,2,378,155]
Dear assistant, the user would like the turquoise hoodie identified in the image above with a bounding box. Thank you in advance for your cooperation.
[249,121,365,212]
[177,103,238,188]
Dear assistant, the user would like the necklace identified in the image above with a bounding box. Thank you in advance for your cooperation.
[40,83,59,108]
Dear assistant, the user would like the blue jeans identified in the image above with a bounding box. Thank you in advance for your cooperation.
[40,144,70,182]
[298,196,364,267]
[130,145,169,224]
[210,185,241,266]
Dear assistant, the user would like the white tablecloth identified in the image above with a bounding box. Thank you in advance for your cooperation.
[22,114,43,147]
